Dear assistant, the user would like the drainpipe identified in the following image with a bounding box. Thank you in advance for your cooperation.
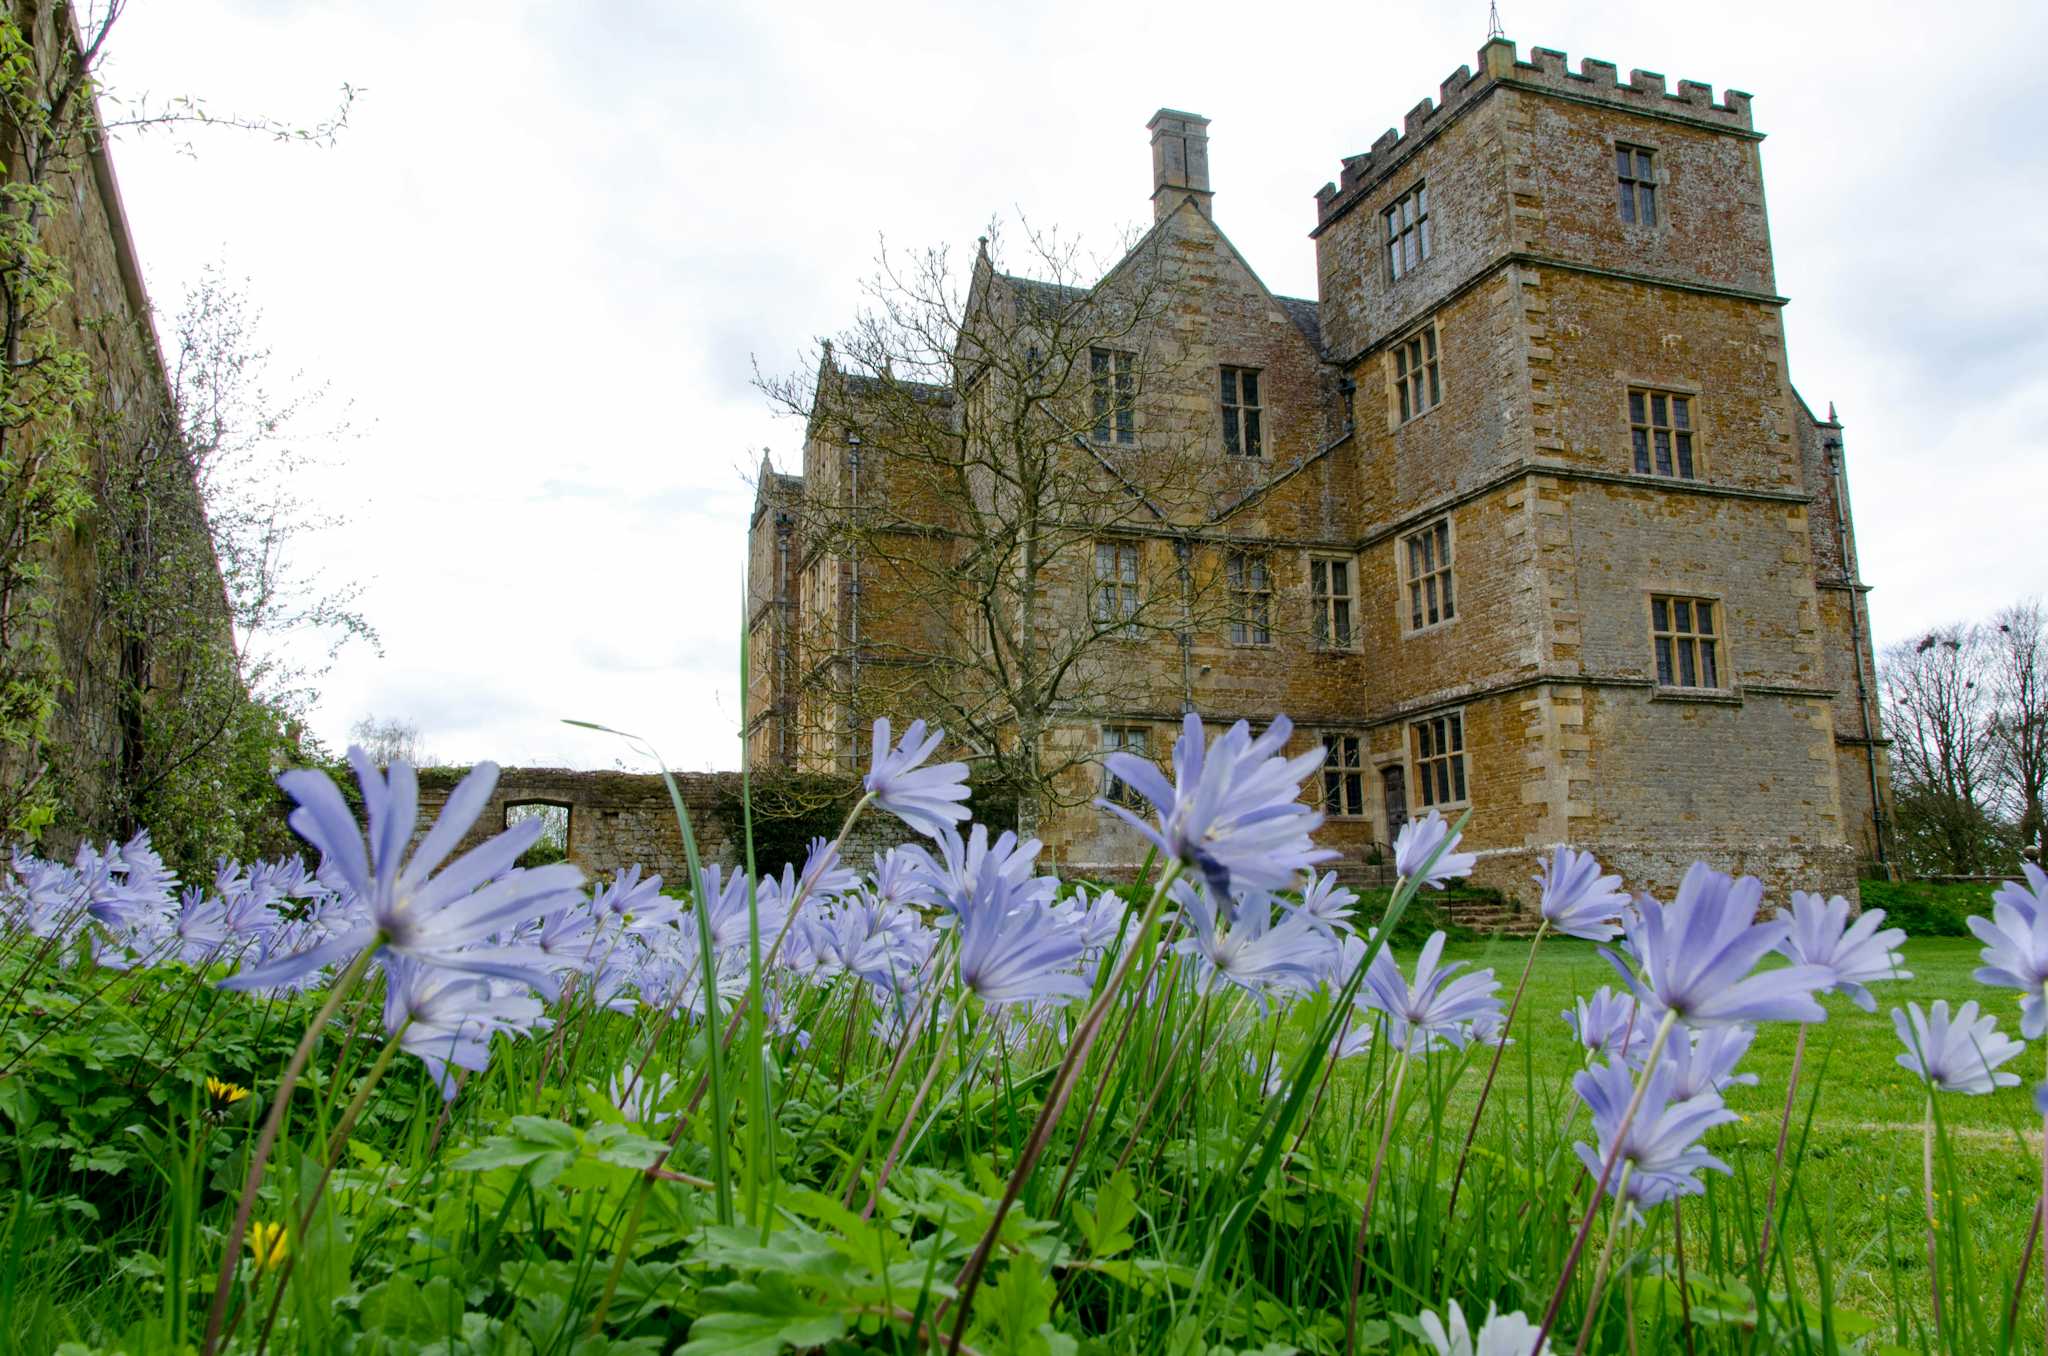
[1174,538,1194,713]
[847,431,863,773]
[1826,430,1889,872]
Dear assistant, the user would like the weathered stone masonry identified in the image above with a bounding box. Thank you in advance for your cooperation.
[747,36,1891,914]
[416,768,916,889]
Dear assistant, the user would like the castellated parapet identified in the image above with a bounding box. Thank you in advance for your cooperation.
[1315,37,1755,233]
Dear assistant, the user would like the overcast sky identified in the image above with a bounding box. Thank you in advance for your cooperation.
[96,0,2048,772]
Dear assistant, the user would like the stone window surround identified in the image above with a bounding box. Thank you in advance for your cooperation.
[1624,381,1703,480]
[1614,140,1664,229]
[1309,553,1358,651]
[1219,364,1264,458]
[1398,516,1458,637]
[1409,708,1470,812]
[504,800,572,856]
[1101,723,1152,807]
[1226,547,1273,647]
[1387,317,1443,428]
[1644,588,1730,691]
[1092,538,1143,639]
[1090,346,1137,445]
[1383,180,1431,284]
[1319,730,1367,818]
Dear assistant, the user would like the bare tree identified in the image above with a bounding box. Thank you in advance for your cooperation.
[756,224,1271,833]
[1988,599,2048,864]
[1881,625,2005,874]
[348,714,428,769]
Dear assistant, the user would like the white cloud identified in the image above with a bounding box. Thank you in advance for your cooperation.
[95,0,2048,768]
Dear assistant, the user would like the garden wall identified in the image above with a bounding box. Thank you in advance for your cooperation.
[414,767,919,889]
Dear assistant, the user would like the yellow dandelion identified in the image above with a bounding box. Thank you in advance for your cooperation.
[246,1221,289,1273]
[206,1076,251,1108]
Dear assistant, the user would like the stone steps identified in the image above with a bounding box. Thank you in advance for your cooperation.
[1436,900,1543,937]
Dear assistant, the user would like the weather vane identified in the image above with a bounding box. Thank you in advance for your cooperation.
[1488,1,1504,39]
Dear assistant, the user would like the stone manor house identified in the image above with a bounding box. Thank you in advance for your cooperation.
[745,36,1890,904]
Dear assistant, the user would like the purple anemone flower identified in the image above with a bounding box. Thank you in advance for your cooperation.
[1099,713,1333,897]
[909,823,1052,915]
[1170,880,1332,1002]
[591,864,677,938]
[1534,846,1629,942]
[1606,863,1831,1027]
[1361,930,1501,1054]
[1392,811,1476,891]
[1573,1056,1736,1214]
[1564,987,1659,1066]
[869,847,940,911]
[1288,871,1359,936]
[954,860,1087,1007]
[1664,1023,1759,1100]
[864,718,971,839]
[1051,887,1130,953]
[220,751,584,999]
[381,956,550,1100]
[1893,1000,2025,1094]
[1992,863,2048,925]
[1776,890,1909,1013]
[1969,898,2048,1038]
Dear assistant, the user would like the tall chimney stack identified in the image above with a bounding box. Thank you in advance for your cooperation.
[1148,109,1212,222]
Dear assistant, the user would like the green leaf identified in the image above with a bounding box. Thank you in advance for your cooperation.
[978,1263,1066,1356]
[1072,1171,1136,1258]
[678,1275,850,1356]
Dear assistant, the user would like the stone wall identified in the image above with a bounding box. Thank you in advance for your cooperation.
[415,767,919,890]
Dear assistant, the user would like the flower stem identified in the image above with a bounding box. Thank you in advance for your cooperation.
[1446,920,1546,1218]
[1572,1164,1636,1356]
[942,861,1184,1354]
[1110,990,1211,1178]
[862,1006,960,1217]
[1672,1194,1696,1356]
[1531,1007,1678,1355]
[1756,1020,1808,1264]
[1346,1045,1410,1356]
[201,938,382,1356]
[1923,1093,1944,1344]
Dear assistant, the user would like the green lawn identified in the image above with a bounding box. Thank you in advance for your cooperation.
[1427,933,2041,1326]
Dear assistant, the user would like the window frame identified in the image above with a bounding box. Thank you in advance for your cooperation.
[1091,539,1142,638]
[1388,320,1442,426]
[1320,731,1367,818]
[1410,710,1469,811]
[1615,143,1659,227]
[1647,592,1727,691]
[1226,548,1272,647]
[1384,182,1431,282]
[1090,347,1137,445]
[1626,385,1700,480]
[1309,554,1356,651]
[1220,365,1264,458]
[1102,724,1152,808]
[1399,517,1457,636]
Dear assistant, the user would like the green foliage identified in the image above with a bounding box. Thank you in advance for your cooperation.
[711,773,863,877]
[0,887,2032,1352]
[0,13,100,840]
[1858,877,1996,937]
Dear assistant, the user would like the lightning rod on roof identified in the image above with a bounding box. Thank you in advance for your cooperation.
[1487,1,1504,39]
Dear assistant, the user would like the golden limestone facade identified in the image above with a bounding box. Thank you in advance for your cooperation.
[746,38,1890,907]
